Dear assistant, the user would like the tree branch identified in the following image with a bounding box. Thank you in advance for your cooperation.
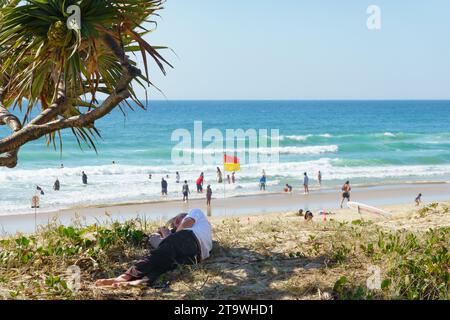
[0,105,22,167]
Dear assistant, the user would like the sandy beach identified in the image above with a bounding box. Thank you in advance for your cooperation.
[2,181,450,235]
[1,192,448,300]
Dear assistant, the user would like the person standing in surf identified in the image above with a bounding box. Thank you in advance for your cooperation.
[317,171,322,187]
[231,172,236,184]
[53,178,60,191]
[196,172,204,193]
[341,181,351,208]
[182,180,190,202]
[303,172,309,195]
[216,167,223,183]
[259,174,267,191]
[206,185,213,207]
[176,172,180,184]
[161,178,168,196]
[82,171,88,185]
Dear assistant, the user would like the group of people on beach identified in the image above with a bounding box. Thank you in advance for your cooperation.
[33,170,89,205]
[154,168,354,209]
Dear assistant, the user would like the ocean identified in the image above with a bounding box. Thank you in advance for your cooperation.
[1,100,450,215]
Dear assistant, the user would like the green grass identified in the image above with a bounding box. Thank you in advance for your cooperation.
[0,205,449,300]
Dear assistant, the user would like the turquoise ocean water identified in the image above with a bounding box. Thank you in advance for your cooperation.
[1,100,450,214]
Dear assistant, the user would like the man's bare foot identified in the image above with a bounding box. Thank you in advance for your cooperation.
[113,278,148,288]
[95,274,132,287]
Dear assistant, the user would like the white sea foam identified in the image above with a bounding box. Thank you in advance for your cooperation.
[2,160,450,215]
[176,145,339,155]
[281,134,332,141]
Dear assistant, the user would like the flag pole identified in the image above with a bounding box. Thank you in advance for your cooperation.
[223,152,226,200]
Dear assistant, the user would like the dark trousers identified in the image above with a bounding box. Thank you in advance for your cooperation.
[126,230,200,285]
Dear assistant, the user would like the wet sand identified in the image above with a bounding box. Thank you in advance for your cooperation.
[1,182,449,235]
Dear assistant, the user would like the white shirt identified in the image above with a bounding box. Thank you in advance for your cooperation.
[182,209,213,260]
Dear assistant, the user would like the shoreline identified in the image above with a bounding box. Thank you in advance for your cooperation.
[1,182,450,235]
[1,179,448,217]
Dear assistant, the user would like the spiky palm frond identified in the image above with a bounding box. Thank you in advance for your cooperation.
[0,0,170,150]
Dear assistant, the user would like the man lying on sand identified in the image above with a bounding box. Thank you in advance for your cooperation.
[95,209,213,287]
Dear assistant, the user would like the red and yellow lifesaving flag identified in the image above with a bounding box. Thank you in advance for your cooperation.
[224,154,241,172]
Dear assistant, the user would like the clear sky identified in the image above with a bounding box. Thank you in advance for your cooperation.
[140,0,450,100]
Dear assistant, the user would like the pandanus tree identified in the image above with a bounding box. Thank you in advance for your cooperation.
[0,0,171,167]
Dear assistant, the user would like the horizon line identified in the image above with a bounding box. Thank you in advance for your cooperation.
[141,98,450,102]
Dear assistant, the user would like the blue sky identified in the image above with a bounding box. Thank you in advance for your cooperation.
[140,0,450,100]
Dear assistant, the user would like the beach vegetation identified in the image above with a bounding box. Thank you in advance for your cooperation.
[0,206,448,300]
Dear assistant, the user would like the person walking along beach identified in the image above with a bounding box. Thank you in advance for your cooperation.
[206,185,212,207]
[82,171,88,185]
[415,193,422,206]
[182,181,190,202]
[303,172,309,194]
[341,181,351,208]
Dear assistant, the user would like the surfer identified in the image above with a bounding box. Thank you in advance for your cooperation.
[53,178,60,191]
[340,181,351,208]
[82,171,88,185]
[303,172,309,194]
[415,193,422,206]
[161,178,168,196]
